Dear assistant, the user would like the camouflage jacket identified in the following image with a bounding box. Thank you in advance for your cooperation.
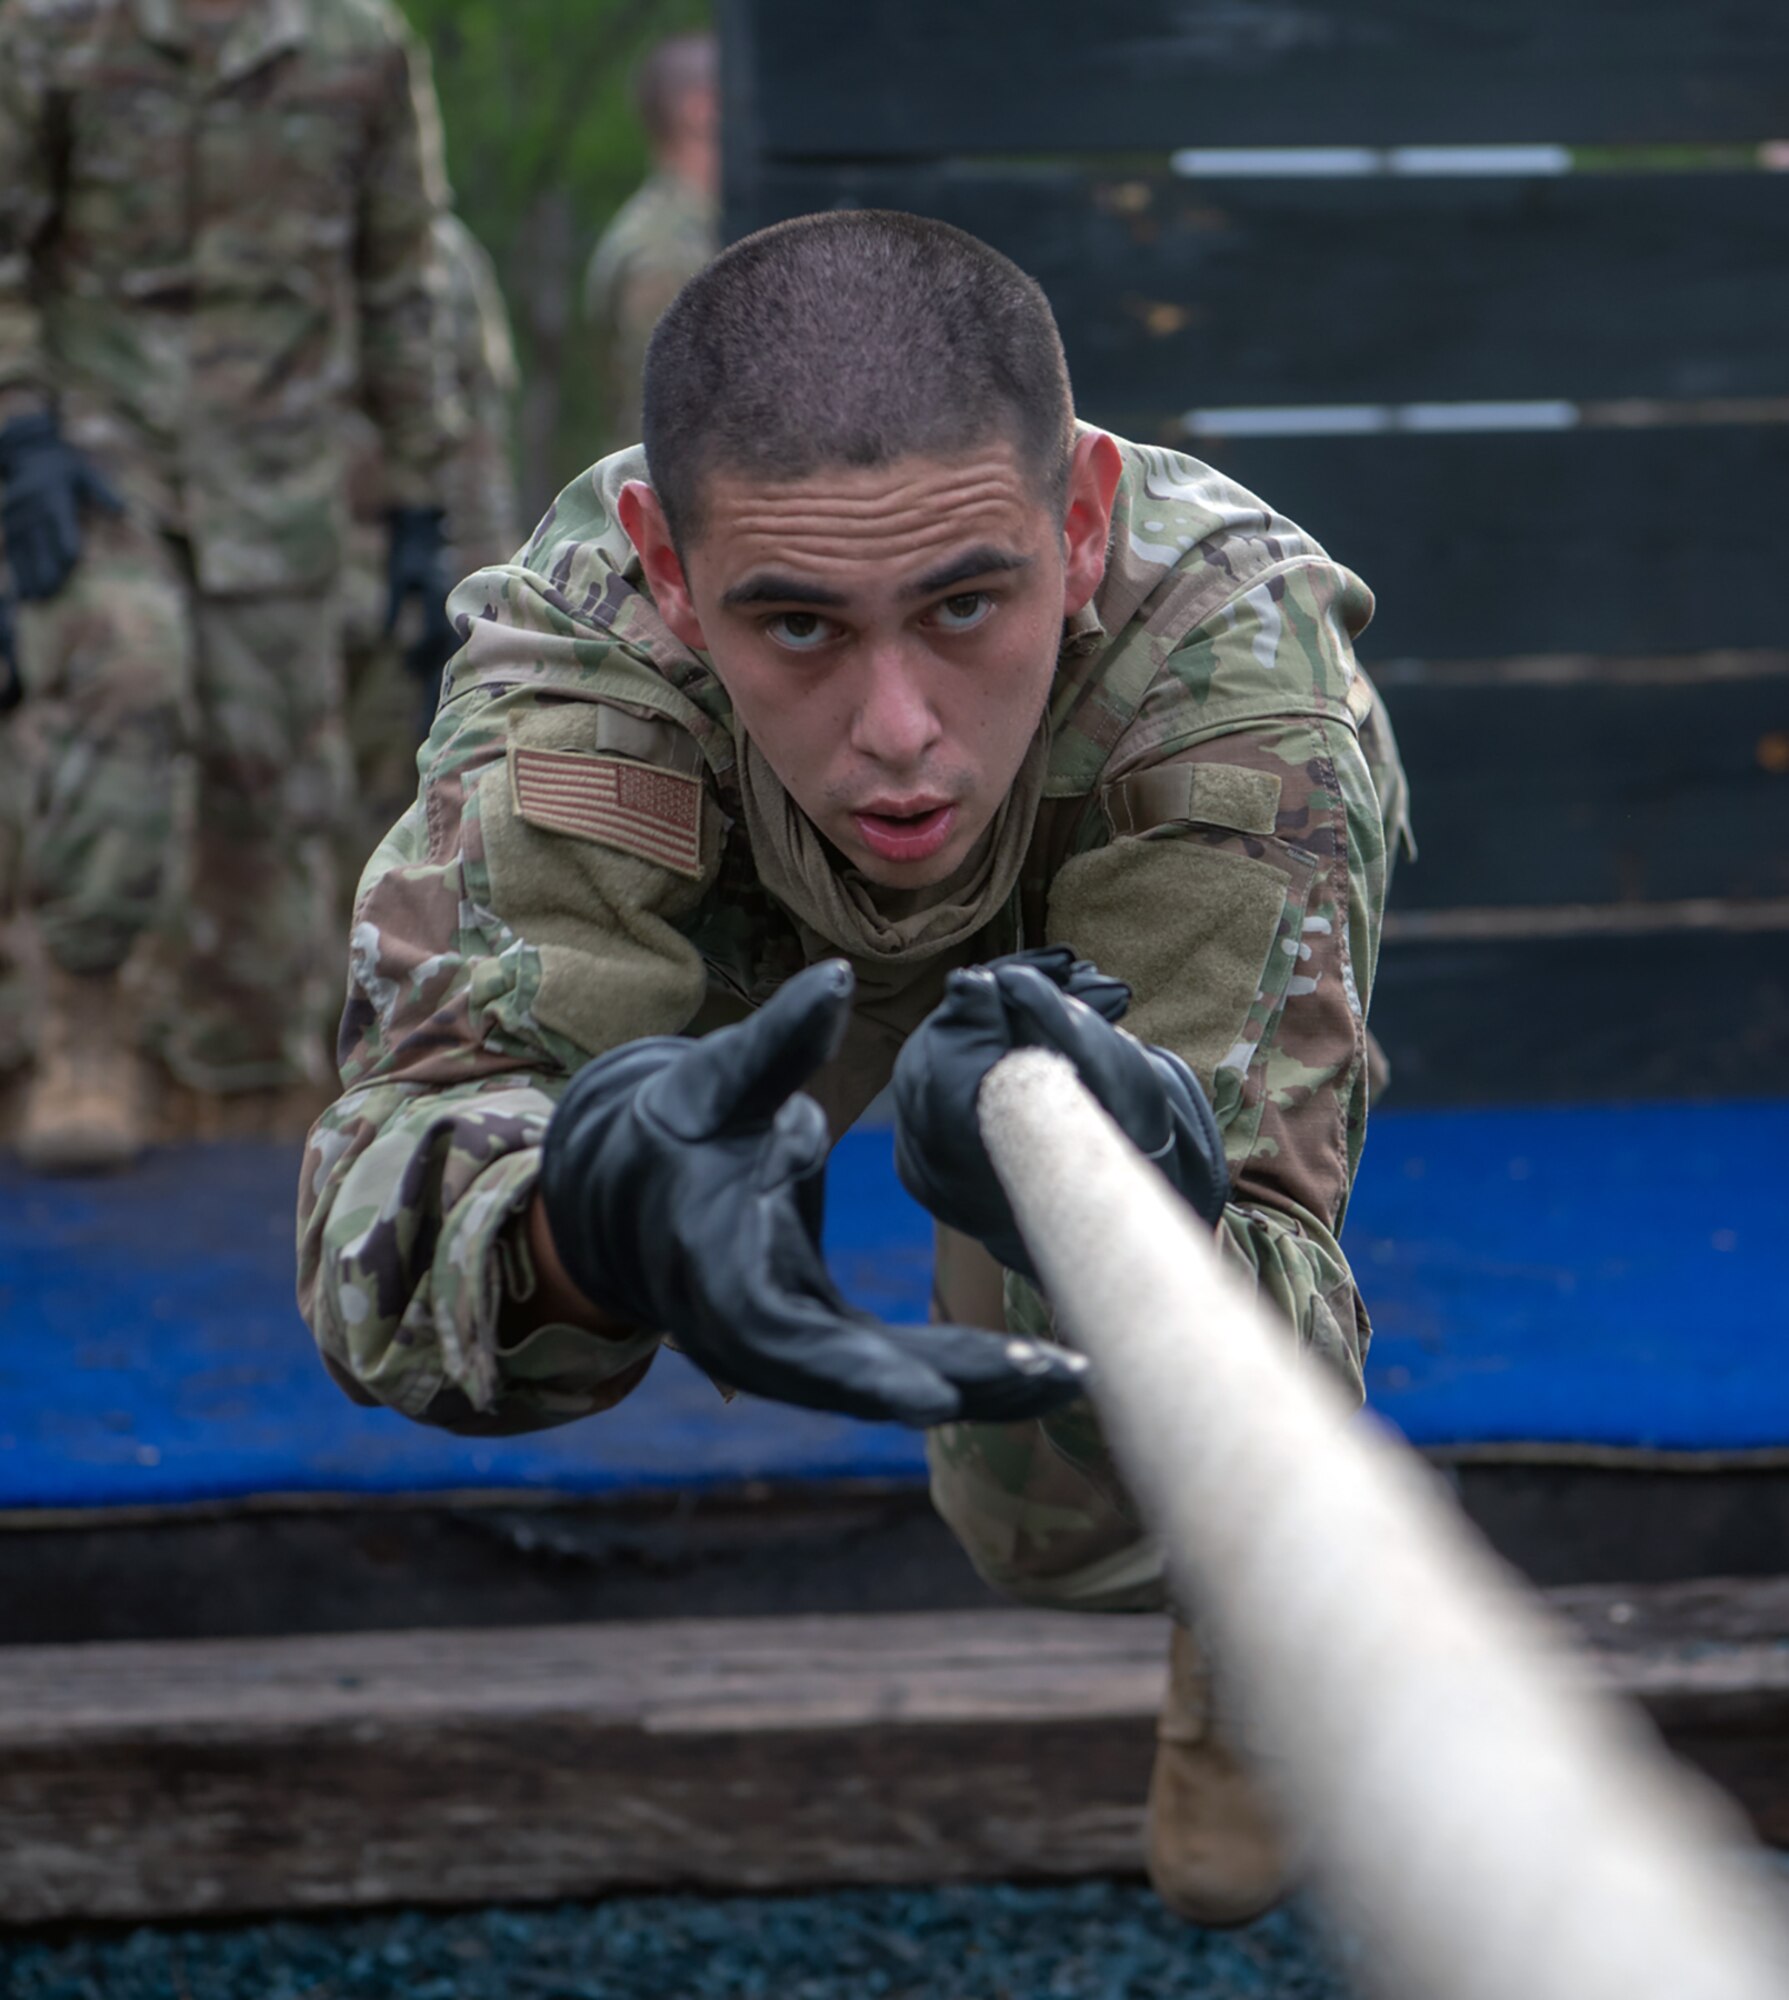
[580,170,716,456]
[0,0,455,594]
[432,211,520,579]
[298,431,1409,1431]
[342,209,521,656]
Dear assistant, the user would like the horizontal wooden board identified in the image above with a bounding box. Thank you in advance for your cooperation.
[0,1611,1165,1922]
[1190,425,1789,661]
[730,168,1789,410]
[1377,660,1789,909]
[1372,924,1789,1104]
[3,1584,1786,1921]
[722,0,1789,155]
[4,1471,1789,1647]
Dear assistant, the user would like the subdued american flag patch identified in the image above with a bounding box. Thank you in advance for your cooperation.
[509,747,705,879]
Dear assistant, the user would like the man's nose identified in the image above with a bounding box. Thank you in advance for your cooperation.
[848,641,943,770]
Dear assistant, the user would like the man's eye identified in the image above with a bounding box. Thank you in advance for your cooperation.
[765,611,835,651]
[932,592,994,633]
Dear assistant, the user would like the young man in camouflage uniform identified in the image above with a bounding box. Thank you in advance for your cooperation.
[581,31,718,457]
[300,212,1410,1924]
[0,0,457,1169]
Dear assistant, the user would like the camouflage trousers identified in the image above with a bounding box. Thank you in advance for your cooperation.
[0,722,29,1072]
[337,569,425,927]
[10,510,348,1090]
[926,1225,1170,1613]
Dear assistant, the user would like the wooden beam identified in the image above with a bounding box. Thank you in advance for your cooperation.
[1198,425,1789,662]
[1373,924,1789,1103]
[730,166,1789,412]
[722,0,1789,154]
[1373,656,1789,913]
[1,1584,1783,1924]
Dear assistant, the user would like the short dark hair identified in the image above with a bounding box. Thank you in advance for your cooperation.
[641,210,1075,548]
[632,33,716,149]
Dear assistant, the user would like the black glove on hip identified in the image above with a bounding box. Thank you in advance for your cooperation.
[538,959,1091,1428]
[384,504,459,702]
[892,946,1231,1284]
[0,411,123,601]
[0,594,20,714]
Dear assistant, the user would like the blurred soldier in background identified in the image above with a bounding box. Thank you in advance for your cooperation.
[0,588,27,1081]
[340,210,522,906]
[582,31,719,454]
[0,0,458,1171]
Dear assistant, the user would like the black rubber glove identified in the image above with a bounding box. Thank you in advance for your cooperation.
[892,946,1232,1284]
[538,959,1091,1427]
[0,410,123,601]
[384,505,458,724]
[0,593,20,713]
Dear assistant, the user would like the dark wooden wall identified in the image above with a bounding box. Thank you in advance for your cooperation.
[720,1,1789,1105]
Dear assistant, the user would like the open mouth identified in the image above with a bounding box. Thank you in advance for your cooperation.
[851,802,959,865]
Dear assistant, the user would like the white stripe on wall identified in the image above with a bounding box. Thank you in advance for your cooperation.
[1170,144,1575,178]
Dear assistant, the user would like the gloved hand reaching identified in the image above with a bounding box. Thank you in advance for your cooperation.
[0,410,123,601]
[384,504,459,721]
[892,946,1231,1283]
[538,959,1091,1427]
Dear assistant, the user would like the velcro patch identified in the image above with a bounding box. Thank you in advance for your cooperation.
[510,747,705,879]
[1103,762,1281,840]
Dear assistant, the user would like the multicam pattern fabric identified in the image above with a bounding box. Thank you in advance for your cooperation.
[339,210,521,908]
[0,0,457,1079]
[434,211,522,583]
[0,715,30,1071]
[580,171,717,456]
[158,583,349,1088]
[921,445,1399,1612]
[0,0,455,594]
[299,431,1408,1486]
[5,508,190,978]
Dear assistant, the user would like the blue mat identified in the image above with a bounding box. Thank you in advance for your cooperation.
[2,1100,1785,1512]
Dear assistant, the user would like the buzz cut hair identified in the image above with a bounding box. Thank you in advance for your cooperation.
[640,210,1076,550]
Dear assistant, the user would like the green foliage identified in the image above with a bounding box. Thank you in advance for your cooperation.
[397,0,711,513]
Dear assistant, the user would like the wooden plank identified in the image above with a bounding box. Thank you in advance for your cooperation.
[2,1469,1787,1648]
[730,167,1789,410]
[1377,659,1789,910]
[2,1584,1785,1922]
[1554,1578,1789,1850]
[1372,924,1789,1105]
[722,0,1789,157]
[0,1612,1164,1921]
[1194,425,1789,661]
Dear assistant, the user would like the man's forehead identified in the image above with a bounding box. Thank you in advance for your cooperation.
[720,545,1035,610]
[687,445,1054,590]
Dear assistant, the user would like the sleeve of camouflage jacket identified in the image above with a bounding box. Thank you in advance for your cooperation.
[1036,564,1388,1402]
[354,4,456,507]
[0,3,59,425]
[296,563,724,1432]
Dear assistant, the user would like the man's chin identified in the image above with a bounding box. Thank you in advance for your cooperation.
[854,849,962,890]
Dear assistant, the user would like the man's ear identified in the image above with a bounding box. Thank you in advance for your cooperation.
[1060,429,1124,618]
[618,480,709,652]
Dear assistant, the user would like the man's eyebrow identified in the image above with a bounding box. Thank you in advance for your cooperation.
[905,547,1033,598]
[720,572,849,609]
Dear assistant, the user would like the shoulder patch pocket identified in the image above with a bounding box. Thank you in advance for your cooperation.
[1047,836,1304,1126]
[1103,761,1281,839]
[510,746,705,880]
